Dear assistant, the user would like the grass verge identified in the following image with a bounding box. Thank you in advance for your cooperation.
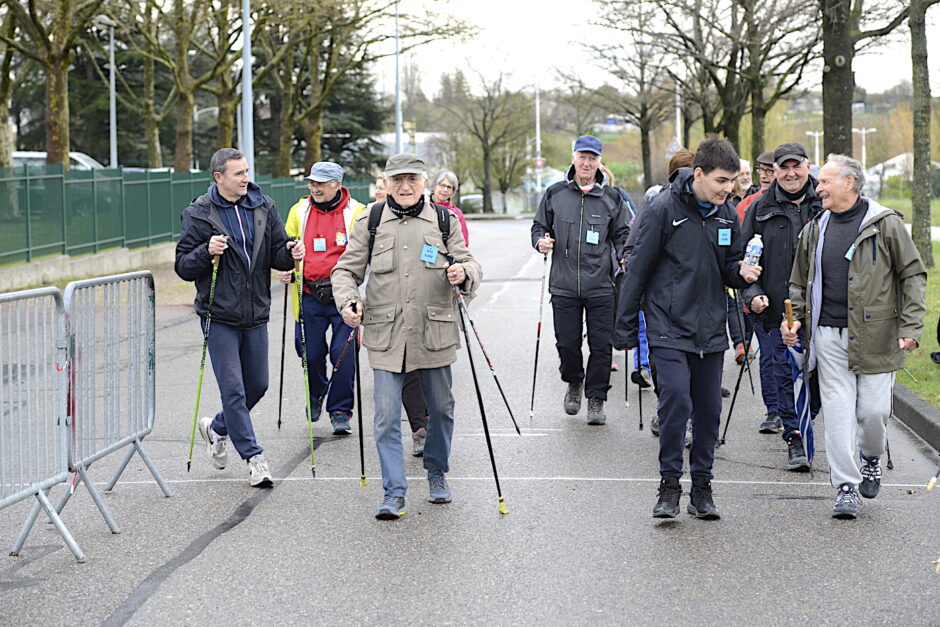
[899,241,940,409]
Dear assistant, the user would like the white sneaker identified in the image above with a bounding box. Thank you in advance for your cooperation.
[198,416,228,469]
[247,454,273,488]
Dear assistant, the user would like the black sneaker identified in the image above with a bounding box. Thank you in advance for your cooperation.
[758,412,783,434]
[688,480,721,520]
[630,369,652,389]
[859,454,882,499]
[786,432,810,471]
[832,483,860,519]
[653,476,682,518]
[586,398,606,425]
[650,414,660,437]
[721,387,731,398]
[563,380,583,415]
[311,395,325,422]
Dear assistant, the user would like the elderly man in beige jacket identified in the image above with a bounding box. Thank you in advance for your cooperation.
[332,154,482,520]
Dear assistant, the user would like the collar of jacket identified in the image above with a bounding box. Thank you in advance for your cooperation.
[668,167,722,219]
[770,176,819,205]
[564,164,606,195]
[375,199,441,227]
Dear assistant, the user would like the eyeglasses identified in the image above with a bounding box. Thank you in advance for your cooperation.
[437,183,455,191]
[759,167,774,176]
[390,174,422,187]
[309,180,338,188]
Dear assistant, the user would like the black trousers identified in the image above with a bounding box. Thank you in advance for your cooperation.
[401,370,428,433]
[551,294,614,401]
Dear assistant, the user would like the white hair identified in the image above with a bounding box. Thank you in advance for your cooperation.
[826,153,865,194]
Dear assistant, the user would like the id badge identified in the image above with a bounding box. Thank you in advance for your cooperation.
[313,237,327,252]
[586,230,600,245]
[717,229,731,246]
[420,244,439,263]
[335,231,347,247]
[844,243,856,261]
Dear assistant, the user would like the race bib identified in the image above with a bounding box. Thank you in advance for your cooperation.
[845,243,856,261]
[335,231,347,247]
[313,238,327,252]
[586,230,599,245]
[420,244,439,263]
[717,229,731,246]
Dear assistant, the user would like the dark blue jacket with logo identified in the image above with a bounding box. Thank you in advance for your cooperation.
[614,168,750,355]
[530,166,630,298]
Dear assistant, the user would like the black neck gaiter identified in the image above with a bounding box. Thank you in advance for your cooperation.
[781,181,811,202]
[310,189,343,212]
[386,194,425,218]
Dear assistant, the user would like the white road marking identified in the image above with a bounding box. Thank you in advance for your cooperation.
[479,252,541,313]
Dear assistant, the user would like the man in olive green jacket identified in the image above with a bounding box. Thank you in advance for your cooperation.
[332,154,482,520]
[783,155,926,520]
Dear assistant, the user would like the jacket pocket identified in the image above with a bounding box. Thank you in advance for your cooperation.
[424,304,457,351]
[371,233,396,274]
[584,217,608,255]
[362,304,398,351]
[557,216,575,255]
[422,233,448,269]
[861,303,898,355]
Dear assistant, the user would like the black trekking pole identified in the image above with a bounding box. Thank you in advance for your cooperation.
[456,289,509,515]
[277,282,289,429]
[353,305,366,487]
[295,254,316,476]
[732,289,755,395]
[718,343,750,447]
[186,254,220,472]
[324,326,357,398]
[453,287,521,435]
[529,252,548,423]
[637,359,644,431]
[885,435,894,470]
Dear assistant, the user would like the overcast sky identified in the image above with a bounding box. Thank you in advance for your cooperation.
[374,0,939,98]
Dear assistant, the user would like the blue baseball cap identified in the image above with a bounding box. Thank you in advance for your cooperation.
[306,161,344,182]
[573,135,602,155]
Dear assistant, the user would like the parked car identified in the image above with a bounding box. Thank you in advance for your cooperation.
[12,151,105,170]
[460,194,483,213]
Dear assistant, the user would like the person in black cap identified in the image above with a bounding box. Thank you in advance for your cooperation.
[531,135,630,425]
[741,142,822,467]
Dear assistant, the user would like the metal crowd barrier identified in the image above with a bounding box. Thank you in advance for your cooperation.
[7,272,172,561]
[0,288,85,561]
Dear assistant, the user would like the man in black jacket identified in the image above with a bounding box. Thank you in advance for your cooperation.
[615,138,759,520]
[741,142,821,471]
[531,135,630,425]
[175,148,304,487]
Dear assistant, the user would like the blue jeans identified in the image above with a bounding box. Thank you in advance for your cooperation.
[752,319,778,415]
[373,367,455,498]
[294,292,355,414]
[205,320,267,460]
[633,310,650,370]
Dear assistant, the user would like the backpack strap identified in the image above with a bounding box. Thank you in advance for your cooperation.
[366,202,385,261]
[366,201,453,262]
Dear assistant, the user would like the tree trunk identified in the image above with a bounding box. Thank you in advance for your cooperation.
[821,0,854,157]
[142,50,162,168]
[45,55,70,167]
[640,123,653,190]
[174,91,194,172]
[217,89,237,149]
[750,99,767,165]
[482,146,493,213]
[301,106,323,175]
[274,81,294,177]
[720,110,742,153]
[910,0,935,267]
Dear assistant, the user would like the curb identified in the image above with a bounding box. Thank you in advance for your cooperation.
[893,382,940,452]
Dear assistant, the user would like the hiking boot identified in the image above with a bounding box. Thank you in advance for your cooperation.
[684,421,693,449]
[564,380,583,415]
[412,427,427,457]
[832,483,860,519]
[734,343,746,364]
[586,398,606,425]
[721,387,731,398]
[427,469,452,503]
[786,432,810,471]
[630,369,652,389]
[311,395,324,422]
[688,479,721,520]
[198,416,228,470]
[758,412,783,434]
[650,414,660,437]
[859,454,882,499]
[247,454,273,488]
[330,411,352,435]
[653,476,682,518]
[375,495,406,520]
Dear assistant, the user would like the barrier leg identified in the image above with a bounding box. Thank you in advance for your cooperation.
[10,497,44,556]
[104,444,136,492]
[105,439,173,498]
[52,480,73,517]
[77,465,121,534]
[36,490,85,562]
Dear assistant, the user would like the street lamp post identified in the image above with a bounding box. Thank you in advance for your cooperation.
[534,82,542,200]
[94,15,118,168]
[240,0,255,179]
[852,127,877,171]
[394,1,402,153]
[805,130,823,165]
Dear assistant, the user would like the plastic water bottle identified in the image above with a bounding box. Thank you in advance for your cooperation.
[743,234,763,267]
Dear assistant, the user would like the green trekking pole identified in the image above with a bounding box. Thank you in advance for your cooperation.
[295,252,316,476]
[187,253,220,472]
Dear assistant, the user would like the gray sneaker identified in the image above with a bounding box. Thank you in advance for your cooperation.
[375,495,406,520]
[412,427,427,457]
[586,398,606,425]
[247,454,273,488]
[564,380,583,415]
[198,416,228,470]
[859,454,882,499]
[330,411,352,435]
[758,412,783,434]
[832,483,860,519]
[427,469,452,503]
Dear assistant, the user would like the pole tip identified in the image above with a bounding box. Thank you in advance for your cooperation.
[311,467,316,477]
[498,498,509,515]
[360,477,367,487]
[928,477,937,492]
[639,425,644,431]
[186,461,191,472]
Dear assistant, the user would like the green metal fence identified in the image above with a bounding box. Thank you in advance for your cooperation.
[0,165,372,265]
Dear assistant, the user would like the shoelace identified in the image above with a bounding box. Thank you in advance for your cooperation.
[836,487,860,506]
[429,472,446,490]
[250,458,269,474]
[860,460,882,482]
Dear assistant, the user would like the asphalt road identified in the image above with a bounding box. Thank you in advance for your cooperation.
[2,219,939,625]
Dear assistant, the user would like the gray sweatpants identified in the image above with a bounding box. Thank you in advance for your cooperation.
[815,326,895,489]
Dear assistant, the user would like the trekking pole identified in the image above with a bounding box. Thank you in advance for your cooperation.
[324,326,357,398]
[624,356,629,408]
[529,251,548,423]
[885,436,894,470]
[718,342,750,447]
[456,288,509,515]
[732,290,755,395]
[927,465,940,491]
[295,253,316,476]
[637,362,644,431]
[353,307,367,487]
[186,254,220,472]
[277,282,289,429]
[453,287,521,435]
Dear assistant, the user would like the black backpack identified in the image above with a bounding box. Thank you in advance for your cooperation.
[366,201,452,263]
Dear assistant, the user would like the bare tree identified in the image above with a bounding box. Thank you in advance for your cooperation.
[909,0,938,268]
[552,72,606,137]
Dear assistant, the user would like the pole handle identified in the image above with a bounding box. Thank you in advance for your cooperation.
[212,254,220,268]
[784,299,794,329]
